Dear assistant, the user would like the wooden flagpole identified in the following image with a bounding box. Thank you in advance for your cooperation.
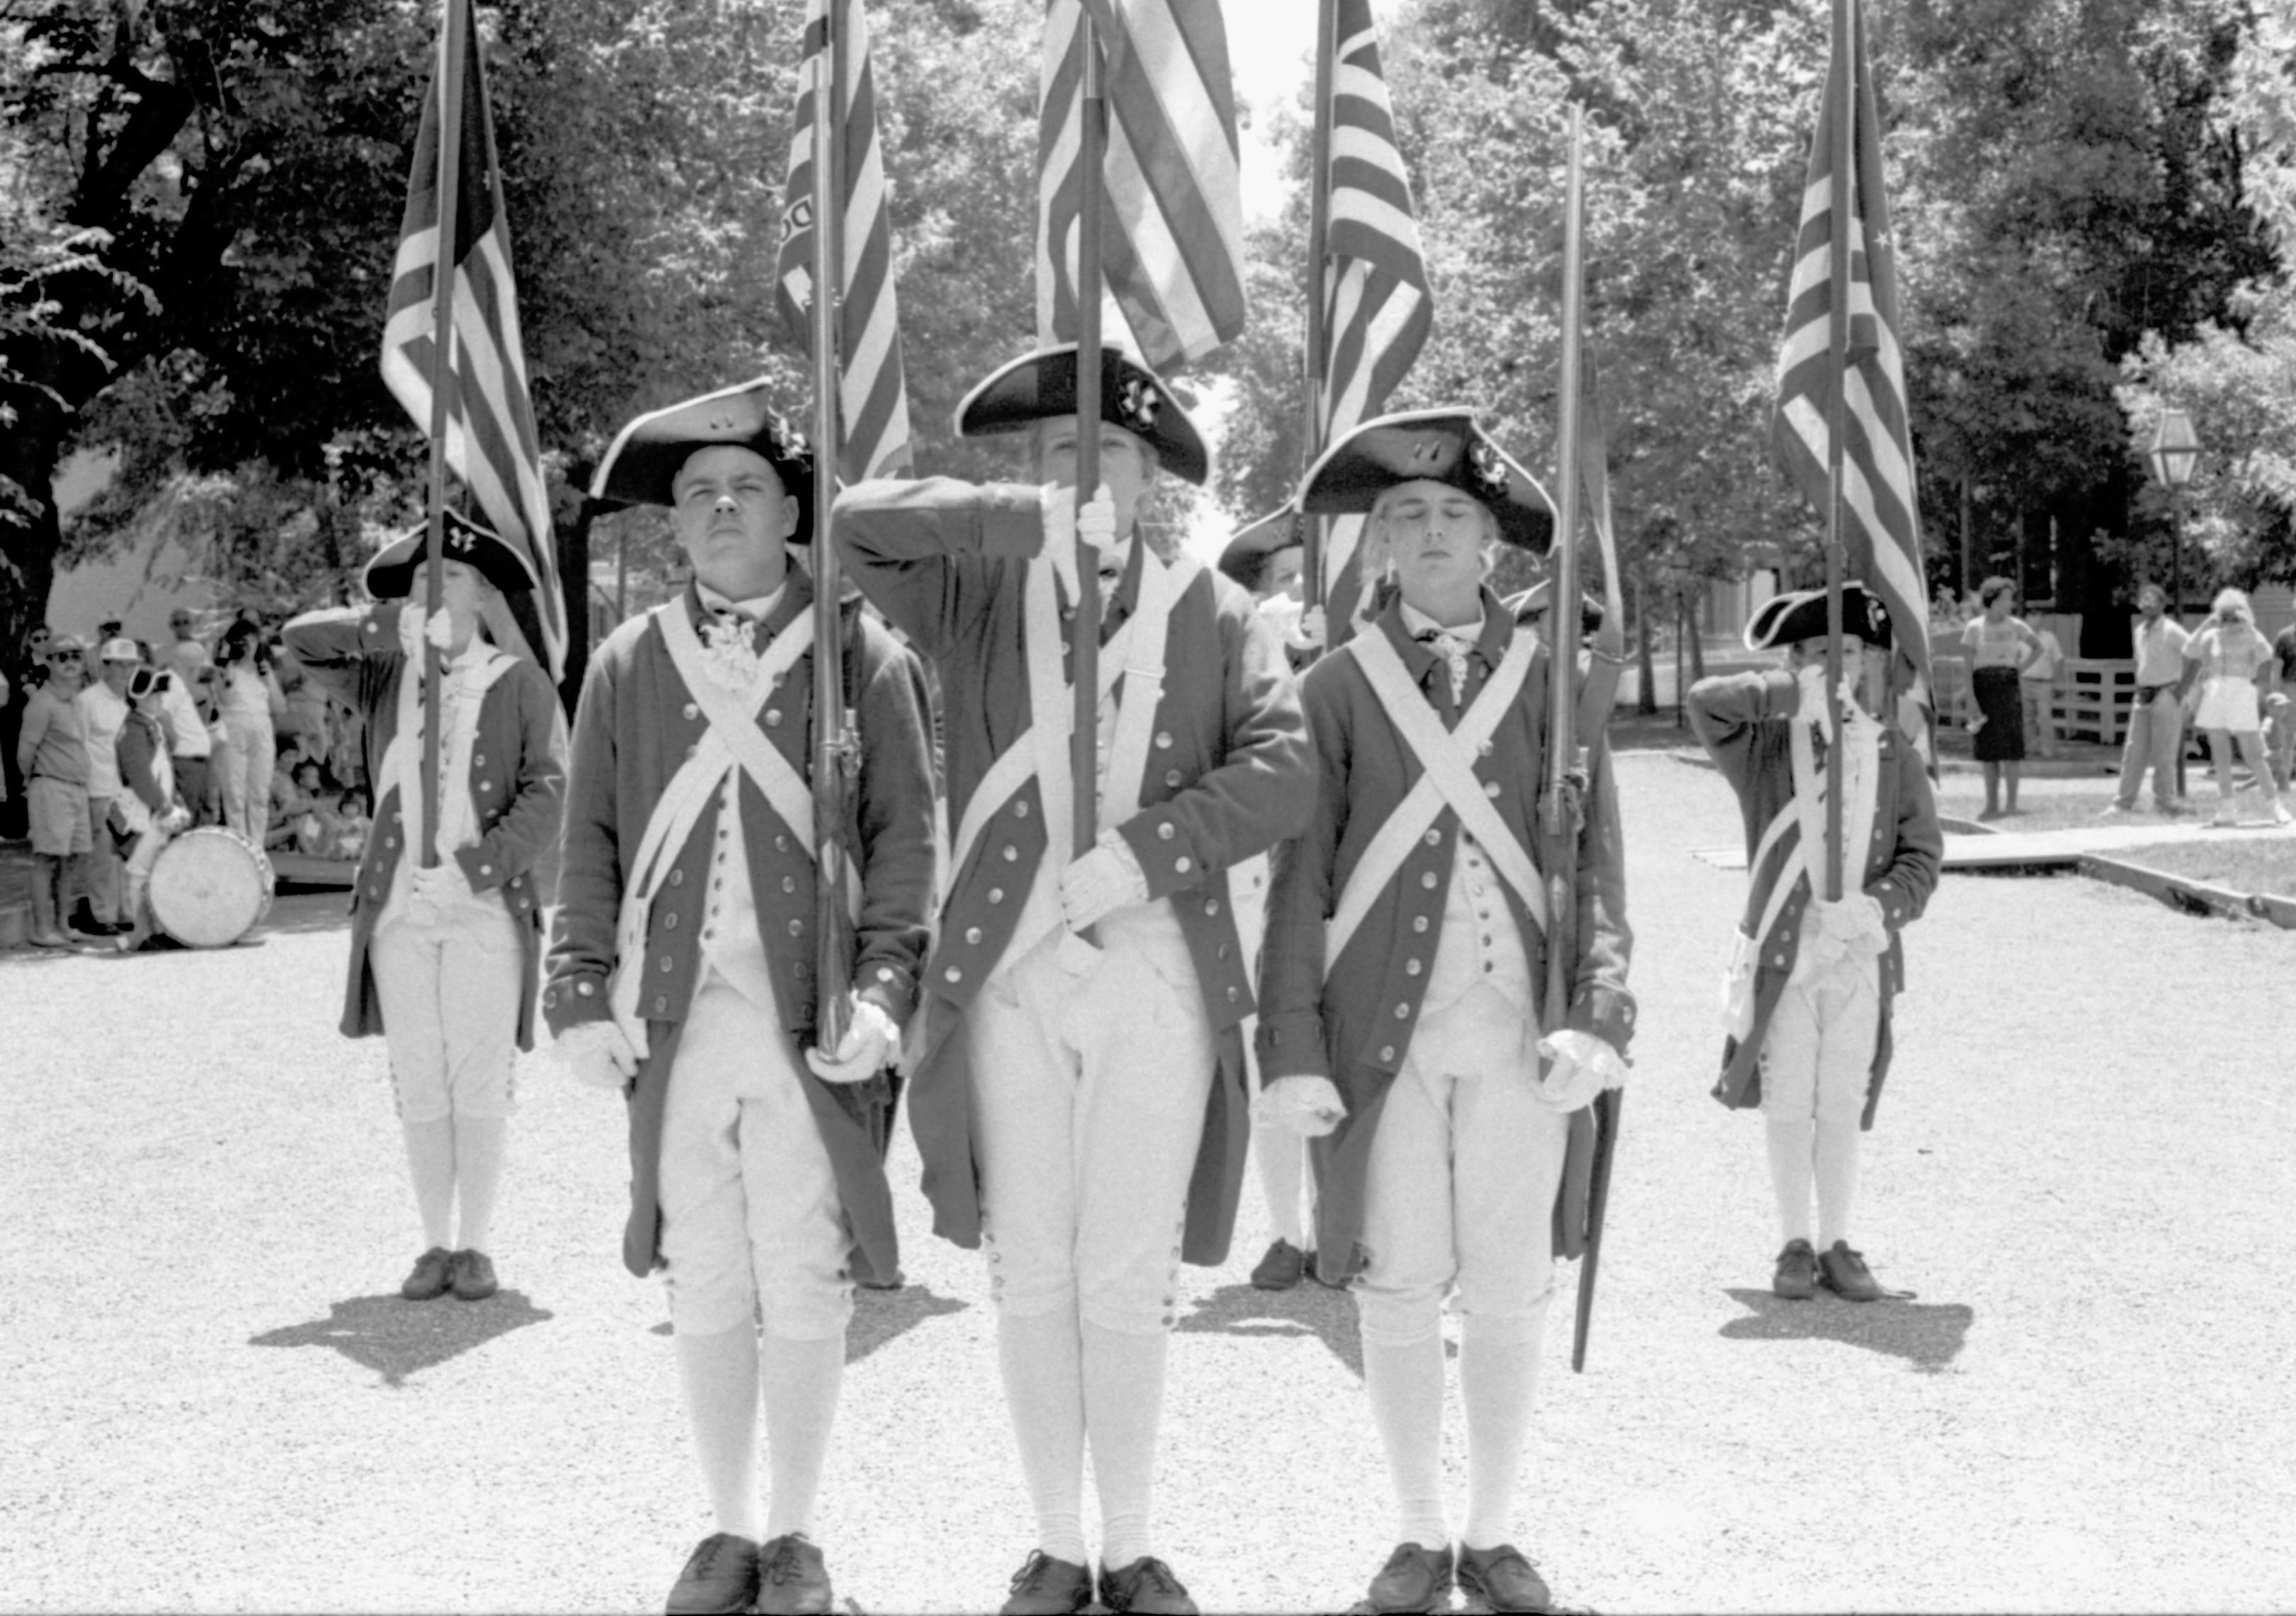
[417,0,469,872]
[1298,0,1338,652]
[809,0,857,1051]
[1821,0,1854,902]
[1069,12,1107,938]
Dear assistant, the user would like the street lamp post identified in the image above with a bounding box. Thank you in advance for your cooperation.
[2146,407,2200,795]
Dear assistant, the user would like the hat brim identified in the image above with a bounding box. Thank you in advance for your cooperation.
[1216,505,1304,585]
[1300,408,1555,554]
[1745,583,1894,651]
[956,345,1209,486]
[592,379,816,544]
[364,514,543,601]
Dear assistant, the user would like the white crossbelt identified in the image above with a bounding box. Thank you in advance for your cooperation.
[378,644,516,876]
[608,602,854,1053]
[1326,625,1546,970]
[947,547,1195,907]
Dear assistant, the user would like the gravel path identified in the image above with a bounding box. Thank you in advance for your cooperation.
[4,751,2291,1614]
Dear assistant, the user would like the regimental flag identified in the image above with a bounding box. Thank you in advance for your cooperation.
[380,0,564,680]
[1772,0,1929,683]
[1037,0,1248,371]
[1315,0,1432,646]
[777,0,914,483]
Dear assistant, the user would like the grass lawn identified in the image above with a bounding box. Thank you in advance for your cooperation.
[2091,836,2296,898]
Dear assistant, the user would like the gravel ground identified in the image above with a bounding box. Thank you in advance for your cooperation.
[4,751,2293,1614]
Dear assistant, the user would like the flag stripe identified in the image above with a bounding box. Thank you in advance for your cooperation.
[778,0,915,483]
[1315,0,1431,641]
[379,2,565,679]
[1770,0,1930,683]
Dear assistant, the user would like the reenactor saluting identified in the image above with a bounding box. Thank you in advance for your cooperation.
[1256,410,1636,1615]
[835,344,1312,1616]
[546,383,937,1616]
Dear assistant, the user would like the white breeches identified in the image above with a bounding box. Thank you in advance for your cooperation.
[658,975,854,1342]
[369,889,523,1125]
[969,903,1217,1336]
[1759,956,1880,1126]
[1357,982,1566,1349]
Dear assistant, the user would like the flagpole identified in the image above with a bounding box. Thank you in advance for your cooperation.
[417,0,469,872]
[809,1,857,1051]
[1821,0,1853,903]
[1070,11,1106,933]
[1299,0,1337,650]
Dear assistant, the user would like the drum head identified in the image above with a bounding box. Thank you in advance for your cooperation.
[150,827,276,948]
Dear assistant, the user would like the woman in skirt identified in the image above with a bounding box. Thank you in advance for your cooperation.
[1959,576,2041,819]
[2185,588,2290,827]
[283,513,566,1303]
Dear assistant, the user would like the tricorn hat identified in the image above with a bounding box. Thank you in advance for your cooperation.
[364,510,540,601]
[1300,408,1555,554]
[1745,583,1894,652]
[1216,505,1305,588]
[955,344,1209,486]
[591,379,816,546]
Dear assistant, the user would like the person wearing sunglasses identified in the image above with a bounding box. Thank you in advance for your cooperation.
[14,634,99,946]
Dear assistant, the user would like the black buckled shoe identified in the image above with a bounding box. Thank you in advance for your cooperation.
[1456,1544,1551,1613]
[754,1532,833,1616]
[400,1247,454,1301]
[1772,1238,1819,1301]
[665,1532,760,1615]
[999,1550,1093,1615]
[1366,1541,1453,1612]
[1249,1238,1310,1291]
[1819,1240,1882,1302]
[449,1249,498,1301]
[1098,1556,1198,1615]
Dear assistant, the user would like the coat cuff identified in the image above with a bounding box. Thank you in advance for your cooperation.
[542,972,613,1035]
[1254,1011,1331,1081]
[1864,874,1916,933]
[1115,807,1208,899]
[1567,986,1638,1056]
[979,485,1047,559]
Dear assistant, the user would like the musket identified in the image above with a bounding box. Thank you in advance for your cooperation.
[1297,0,1338,663]
[808,9,858,1053]
[1068,11,1108,946]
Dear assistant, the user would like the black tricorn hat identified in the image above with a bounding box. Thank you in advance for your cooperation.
[591,379,815,546]
[1216,505,1305,587]
[364,510,540,600]
[955,344,1209,487]
[1507,578,1606,635]
[1300,408,1555,554]
[1745,583,1894,652]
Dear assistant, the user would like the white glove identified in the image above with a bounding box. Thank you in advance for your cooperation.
[1252,1074,1347,1138]
[1042,483,1120,555]
[804,997,899,1084]
[1062,842,1147,932]
[412,858,474,904]
[557,1019,640,1091]
[159,805,193,834]
[397,602,454,658]
[1534,1029,1628,1114]
[1807,892,1888,961]
[1288,605,1327,653]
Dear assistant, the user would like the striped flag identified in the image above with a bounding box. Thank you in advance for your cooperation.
[379,0,564,679]
[1772,0,1930,683]
[1037,0,1248,371]
[777,0,914,483]
[1315,0,1432,644]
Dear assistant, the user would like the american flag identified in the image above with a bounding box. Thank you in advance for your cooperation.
[1037,0,1248,371]
[777,0,914,483]
[1772,0,1930,682]
[1315,0,1432,644]
[379,0,564,679]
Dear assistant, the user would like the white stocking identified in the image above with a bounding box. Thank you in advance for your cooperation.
[1252,1121,1307,1249]
[1815,1116,1862,1252]
[677,1323,763,1542]
[1460,1311,1544,1552]
[451,1114,507,1254]
[1082,1323,1166,1570]
[400,1117,456,1251]
[1765,1117,1816,1246]
[998,1308,1088,1565]
[1361,1327,1449,1549]
[761,1332,844,1540]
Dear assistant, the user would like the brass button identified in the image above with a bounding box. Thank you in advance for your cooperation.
[683,703,699,720]
[480,863,493,876]
[1423,829,1441,846]
[1412,916,1429,933]
[776,835,790,851]
[577,981,595,997]
[1484,780,1501,798]
[1175,856,1192,873]
[1394,1003,1410,1019]
[1380,1045,1395,1062]
[1421,872,1438,890]
[788,919,804,936]
[989,887,1006,904]
[663,913,678,930]
[965,927,983,945]
[655,997,669,1014]
[1154,731,1173,748]
[782,877,797,893]
[1226,985,1240,1001]
[670,870,684,887]
[765,710,783,727]
[1157,823,1176,841]
[946,966,964,984]
[659,957,673,973]
[1217,944,1230,960]
[1165,770,1183,787]
[1014,800,1030,818]
[1204,899,1220,916]
[1003,846,1019,863]
[1406,960,1422,977]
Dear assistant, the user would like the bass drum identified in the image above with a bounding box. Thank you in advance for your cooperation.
[149,826,277,948]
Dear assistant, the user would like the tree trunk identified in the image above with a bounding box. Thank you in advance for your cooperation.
[1687,585,1708,682]
[1633,561,1658,716]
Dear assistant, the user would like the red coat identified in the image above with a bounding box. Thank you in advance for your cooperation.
[835,477,1315,1266]
[544,577,938,1280]
[282,606,565,1048]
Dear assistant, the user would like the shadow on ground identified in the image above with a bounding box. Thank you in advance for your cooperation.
[845,1282,969,1365]
[250,1291,554,1388]
[1176,1281,1365,1378]
[1718,1287,1974,1373]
